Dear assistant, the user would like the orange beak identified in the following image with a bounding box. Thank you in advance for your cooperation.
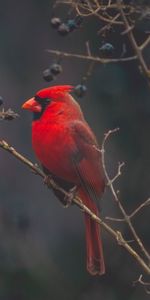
[22,98,42,113]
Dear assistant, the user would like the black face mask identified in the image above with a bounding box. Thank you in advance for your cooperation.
[33,96,51,121]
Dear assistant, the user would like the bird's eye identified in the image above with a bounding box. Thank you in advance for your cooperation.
[44,98,51,104]
[34,95,51,105]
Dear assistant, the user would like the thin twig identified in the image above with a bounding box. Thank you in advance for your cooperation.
[101,128,150,263]
[46,49,137,63]
[140,36,150,51]
[97,12,121,35]
[130,198,150,219]
[86,40,92,56]
[117,0,150,81]
[133,274,150,294]
[105,198,150,222]
[0,139,150,275]
[107,162,125,186]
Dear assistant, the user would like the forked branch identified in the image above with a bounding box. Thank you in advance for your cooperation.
[101,128,150,263]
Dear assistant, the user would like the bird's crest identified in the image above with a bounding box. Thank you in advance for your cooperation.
[36,85,74,100]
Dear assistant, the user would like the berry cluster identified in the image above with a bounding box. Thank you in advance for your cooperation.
[50,16,83,36]
[43,63,62,82]
[45,13,87,96]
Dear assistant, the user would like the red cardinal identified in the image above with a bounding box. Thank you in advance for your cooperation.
[22,85,105,275]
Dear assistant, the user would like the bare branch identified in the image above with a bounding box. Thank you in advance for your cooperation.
[101,128,150,263]
[85,40,92,57]
[133,274,150,294]
[46,49,137,63]
[105,216,125,222]
[117,0,150,82]
[130,198,150,219]
[97,12,121,35]
[106,198,150,222]
[0,139,150,275]
[108,161,125,185]
[54,0,150,87]
[140,36,150,51]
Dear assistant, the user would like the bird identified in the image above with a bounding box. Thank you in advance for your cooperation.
[22,85,105,275]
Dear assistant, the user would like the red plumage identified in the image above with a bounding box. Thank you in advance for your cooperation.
[22,85,106,275]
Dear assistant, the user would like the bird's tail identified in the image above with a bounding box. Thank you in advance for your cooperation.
[79,189,105,275]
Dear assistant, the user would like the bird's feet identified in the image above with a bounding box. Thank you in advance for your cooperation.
[64,186,78,208]
[43,175,77,208]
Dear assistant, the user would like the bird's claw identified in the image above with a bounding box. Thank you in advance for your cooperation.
[63,186,77,208]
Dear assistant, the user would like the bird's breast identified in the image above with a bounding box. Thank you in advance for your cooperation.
[32,121,77,182]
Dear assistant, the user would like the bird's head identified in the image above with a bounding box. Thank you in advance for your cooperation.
[22,85,74,120]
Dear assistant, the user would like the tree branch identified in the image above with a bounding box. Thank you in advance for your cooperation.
[53,0,150,87]
[0,139,150,275]
[46,49,137,63]
[101,128,150,263]
[117,0,150,83]
[133,274,150,294]
[105,198,150,222]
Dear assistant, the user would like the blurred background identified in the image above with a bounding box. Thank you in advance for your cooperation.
[0,0,150,299]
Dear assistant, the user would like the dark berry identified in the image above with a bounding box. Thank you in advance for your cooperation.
[74,84,87,97]
[67,19,77,32]
[99,43,114,55]
[50,17,61,29]
[43,69,54,82]
[58,23,70,36]
[66,17,83,32]
[0,96,3,106]
[50,63,62,75]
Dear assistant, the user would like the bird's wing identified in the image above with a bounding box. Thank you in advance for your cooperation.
[71,119,97,146]
[42,121,105,206]
[70,121,105,205]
